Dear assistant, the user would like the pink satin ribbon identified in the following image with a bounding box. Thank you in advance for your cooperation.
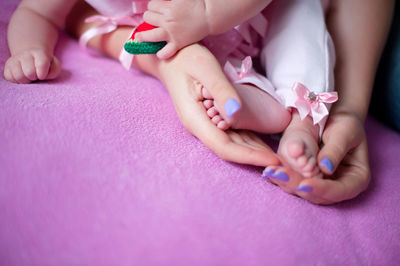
[293,82,338,124]
[79,1,149,70]
[224,56,253,81]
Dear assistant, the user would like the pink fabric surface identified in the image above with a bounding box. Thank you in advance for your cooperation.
[1,1,400,265]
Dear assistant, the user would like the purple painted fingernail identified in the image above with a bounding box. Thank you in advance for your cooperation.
[320,157,334,174]
[271,171,289,182]
[262,168,275,178]
[296,185,313,192]
[224,98,240,117]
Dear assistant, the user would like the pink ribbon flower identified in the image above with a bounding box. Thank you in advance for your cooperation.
[293,82,338,124]
[224,56,253,82]
[79,15,138,54]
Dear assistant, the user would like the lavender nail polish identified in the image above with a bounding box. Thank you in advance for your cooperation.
[296,185,313,192]
[320,157,334,174]
[271,171,289,182]
[224,98,240,117]
[262,168,275,178]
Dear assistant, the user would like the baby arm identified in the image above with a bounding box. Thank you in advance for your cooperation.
[136,0,271,59]
[4,0,78,83]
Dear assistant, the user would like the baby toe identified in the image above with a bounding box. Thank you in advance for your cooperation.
[211,115,223,124]
[203,99,214,109]
[201,86,213,99]
[207,106,219,118]
[296,155,310,168]
[303,156,317,172]
[286,140,305,159]
[217,120,229,130]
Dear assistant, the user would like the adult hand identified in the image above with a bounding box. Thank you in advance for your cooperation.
[295,112,370,204]
[156,43,281,166]
[264,112,370,205]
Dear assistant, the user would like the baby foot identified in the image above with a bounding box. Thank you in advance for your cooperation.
[199,82,230,130]
[200,83,291,134]
[278,114,323,179]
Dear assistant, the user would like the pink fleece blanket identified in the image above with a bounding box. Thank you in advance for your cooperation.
[1,1,400,265]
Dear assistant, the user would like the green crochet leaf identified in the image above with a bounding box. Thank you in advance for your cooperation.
[124,40,167,54]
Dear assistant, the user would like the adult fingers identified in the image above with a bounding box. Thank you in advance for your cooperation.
[264,158,306,194]
[190,113,280,167]
[318,118,363,175]
[297,140,370,205]
[233,130,273,151]
[184,46,242,121]
[223,131,281,166]
[176,89,279,166]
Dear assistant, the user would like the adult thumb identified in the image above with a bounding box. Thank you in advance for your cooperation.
[186,48,242,121]
[318,123,361,175]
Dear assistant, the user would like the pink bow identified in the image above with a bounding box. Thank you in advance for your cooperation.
[293,82,338,124]
[79,15,138,54]
[224,56,253,82]
[79,2,148,70]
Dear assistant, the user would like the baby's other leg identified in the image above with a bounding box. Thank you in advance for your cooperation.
[262,0,335,178]
[202,83,291,133]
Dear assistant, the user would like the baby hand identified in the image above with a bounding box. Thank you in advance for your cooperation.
[136,0,210,59]
[4,48,61,83]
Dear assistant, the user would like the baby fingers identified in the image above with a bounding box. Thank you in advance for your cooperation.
[147,0,171,15]
[135,27,168,43]
[46,56,61,80]
[7,59,31,84]
[4,49,58,84]
[32,51,52,80]
[3,65,16,83]
[19,54,38,81]
[143,10,165,28]
[156,42,179,59]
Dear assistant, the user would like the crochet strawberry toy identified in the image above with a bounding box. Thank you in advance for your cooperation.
[124,22,167,54]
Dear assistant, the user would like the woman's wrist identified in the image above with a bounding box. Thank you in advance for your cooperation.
[329,103,367,125]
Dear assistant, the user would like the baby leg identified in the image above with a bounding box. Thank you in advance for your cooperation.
[262,0,335,178]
